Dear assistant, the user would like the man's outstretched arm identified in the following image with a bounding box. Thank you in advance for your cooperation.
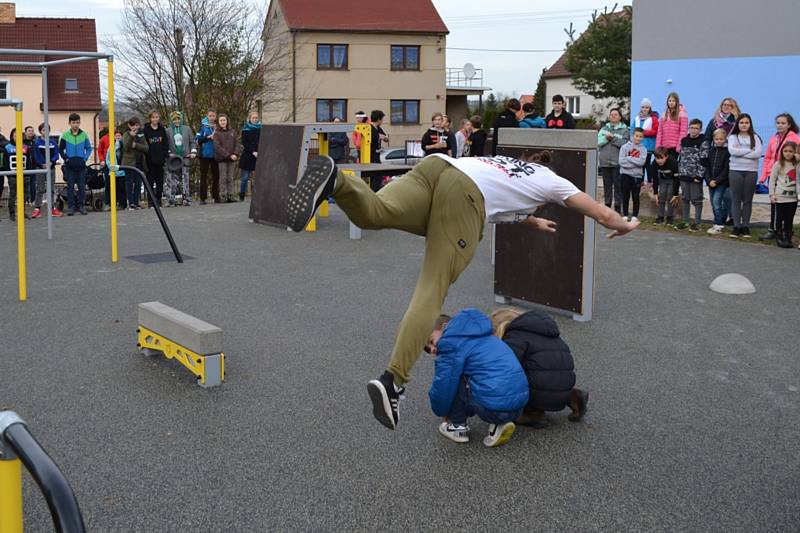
[564,192,639,238]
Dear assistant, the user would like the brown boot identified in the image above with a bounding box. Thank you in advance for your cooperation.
[516,407,547,428]
[568,389,589,422]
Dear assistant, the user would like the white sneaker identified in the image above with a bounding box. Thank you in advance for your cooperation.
[622,216,629,222]
[630,216,639,223]
[438,422,469,443]
[483,422,516,447]
[707,225,723,235]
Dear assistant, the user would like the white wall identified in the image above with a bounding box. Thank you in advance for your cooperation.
[544,77,615,122]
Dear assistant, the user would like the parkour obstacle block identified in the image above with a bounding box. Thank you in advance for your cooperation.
[136,302,225,388]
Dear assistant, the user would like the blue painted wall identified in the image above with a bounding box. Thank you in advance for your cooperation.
[632,54,800,175]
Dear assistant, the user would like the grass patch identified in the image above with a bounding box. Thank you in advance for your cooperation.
[633,215,798,247]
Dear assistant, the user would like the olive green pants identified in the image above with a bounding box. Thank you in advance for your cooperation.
[332,156,485,385]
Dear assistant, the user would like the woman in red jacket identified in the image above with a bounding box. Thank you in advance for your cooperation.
[758,113,800,241]
[655,92,688,159]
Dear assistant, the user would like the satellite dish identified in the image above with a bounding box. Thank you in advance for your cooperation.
[463,62,476,80]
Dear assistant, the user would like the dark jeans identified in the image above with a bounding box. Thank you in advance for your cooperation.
[600,166,622,212]
[198,158,220,201]
[620,174,643,217]
[104,166,111,206]
[116,174,128,208]
[775,201,798,234]
[63,166,87,212]
[125,172,141,207]
[146,163,165,205]
[709,185,731,225]
[447,380,522,426]
[28,174,36,203]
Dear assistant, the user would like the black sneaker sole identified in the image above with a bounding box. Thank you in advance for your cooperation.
[287,156,335,232]
[367,380,396,430]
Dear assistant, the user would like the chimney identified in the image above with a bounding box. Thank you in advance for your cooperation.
[0,2,15,24]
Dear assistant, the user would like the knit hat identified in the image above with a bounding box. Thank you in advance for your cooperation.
[640,97,652,108]
[170,111,182,121]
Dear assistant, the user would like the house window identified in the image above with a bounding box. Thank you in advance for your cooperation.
[65,78,79,92]
[566,96,581,115]
[0,80,8,99]
[390,100,420,125]
[317,44,348,70]
[390,45,420,71]
[316,99,347,122]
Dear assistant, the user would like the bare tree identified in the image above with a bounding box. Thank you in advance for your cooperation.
[105,0,274,131]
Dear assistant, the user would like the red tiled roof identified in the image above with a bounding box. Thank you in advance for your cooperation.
[0,17,101,111]
[542,51,570,79]
[277,0,448,34]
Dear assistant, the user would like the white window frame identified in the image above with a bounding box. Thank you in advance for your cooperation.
[0,79,9,100]
[65,78,79,92]
[566,95,581,116]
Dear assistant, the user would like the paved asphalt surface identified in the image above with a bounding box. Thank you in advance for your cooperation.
[0,202,798,532]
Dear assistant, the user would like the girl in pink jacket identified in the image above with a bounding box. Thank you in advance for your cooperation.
[757,113,799,241]
[655,92,688,155]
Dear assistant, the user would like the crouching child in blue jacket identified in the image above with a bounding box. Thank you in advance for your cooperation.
[427,309,529,447]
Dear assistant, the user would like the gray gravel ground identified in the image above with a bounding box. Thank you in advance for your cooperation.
[0,202,798,532]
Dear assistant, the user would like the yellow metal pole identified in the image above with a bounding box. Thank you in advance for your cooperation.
[317,132,329,218]
[356,123,372,164]
[107,58,118,263]
[15,108,26,302]
[0,457,24,533]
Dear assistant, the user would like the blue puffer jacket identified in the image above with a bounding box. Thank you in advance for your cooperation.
[195,117,216,159]
[429,309,529,416]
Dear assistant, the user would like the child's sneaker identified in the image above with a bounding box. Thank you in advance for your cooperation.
[654,216,664,224]
[367,371,405,430]
[438,422,469,443]
[707,224,723,235]
[673,221,688,230]
[483,422,516,447]
[31,208,41,219]
[51,208,63,217]
[740,227,751,238]
[689,223,699,232]
[630,216,639,223]
[286,155,336,232]
[730,227,740,238]
[622,216,629,222]
[666,217,674,225]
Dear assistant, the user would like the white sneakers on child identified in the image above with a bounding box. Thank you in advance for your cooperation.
[707,224,723,235]
[483,422,516,447]
[630,216,639,223]
[438,422,469,443]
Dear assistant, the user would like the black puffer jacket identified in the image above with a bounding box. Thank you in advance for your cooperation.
[502,310,576,411]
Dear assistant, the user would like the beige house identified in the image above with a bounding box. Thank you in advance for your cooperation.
[260,0,450,147]
[0,3,102,147]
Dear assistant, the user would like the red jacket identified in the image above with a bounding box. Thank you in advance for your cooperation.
[760,130,800,184]
[97,133,110,163]
[656,104,688,152]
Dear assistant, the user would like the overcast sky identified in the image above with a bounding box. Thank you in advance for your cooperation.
[19,0,620,95]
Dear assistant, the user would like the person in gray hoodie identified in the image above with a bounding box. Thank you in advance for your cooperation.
[618,127,649,221]
[597,108,630,213]
[165,111,196,206]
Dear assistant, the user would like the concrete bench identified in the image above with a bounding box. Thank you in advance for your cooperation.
[136,302,225,388]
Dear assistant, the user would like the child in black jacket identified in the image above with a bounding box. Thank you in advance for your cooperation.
[653,147,681,224]
[704,129,731,234]
[491,308,588,428]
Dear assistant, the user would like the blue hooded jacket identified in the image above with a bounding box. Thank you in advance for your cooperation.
[195,117,216,159]
[429,309,529,417]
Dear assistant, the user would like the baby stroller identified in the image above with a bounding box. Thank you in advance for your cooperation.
[55,163,106,212]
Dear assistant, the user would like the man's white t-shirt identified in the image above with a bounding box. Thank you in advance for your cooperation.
[431,154,581,223]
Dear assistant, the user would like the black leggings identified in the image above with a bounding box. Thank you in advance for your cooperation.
[621,174,642,217]
[775,201,798,234]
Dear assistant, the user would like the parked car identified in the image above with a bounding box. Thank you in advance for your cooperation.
[379,147,421,166]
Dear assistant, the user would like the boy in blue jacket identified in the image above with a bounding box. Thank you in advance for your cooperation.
[427,309,529,447]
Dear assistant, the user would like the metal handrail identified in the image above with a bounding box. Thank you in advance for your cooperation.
[114,165,184,263]
[0,413,86,533]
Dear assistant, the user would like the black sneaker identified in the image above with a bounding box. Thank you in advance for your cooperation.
[741,227,751,238]
[367,371,405,430]
[730,227,740,238]
[654,216,664,224]
[689,223,699,232]
[674,221,688,230]
[759,229,776,241]
[287,155,336,232]
[666,217,674,225]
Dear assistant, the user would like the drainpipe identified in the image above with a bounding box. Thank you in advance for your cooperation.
[93,111,100,163]
[292,31,296,123]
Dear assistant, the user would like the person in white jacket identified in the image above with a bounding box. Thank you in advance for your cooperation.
[727,113,763,238]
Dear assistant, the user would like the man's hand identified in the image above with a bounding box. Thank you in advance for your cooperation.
[607,218,640,239]
[522,215,557,232]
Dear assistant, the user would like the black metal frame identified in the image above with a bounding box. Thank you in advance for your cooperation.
[119,166,184,263]
[3,422,86,533]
